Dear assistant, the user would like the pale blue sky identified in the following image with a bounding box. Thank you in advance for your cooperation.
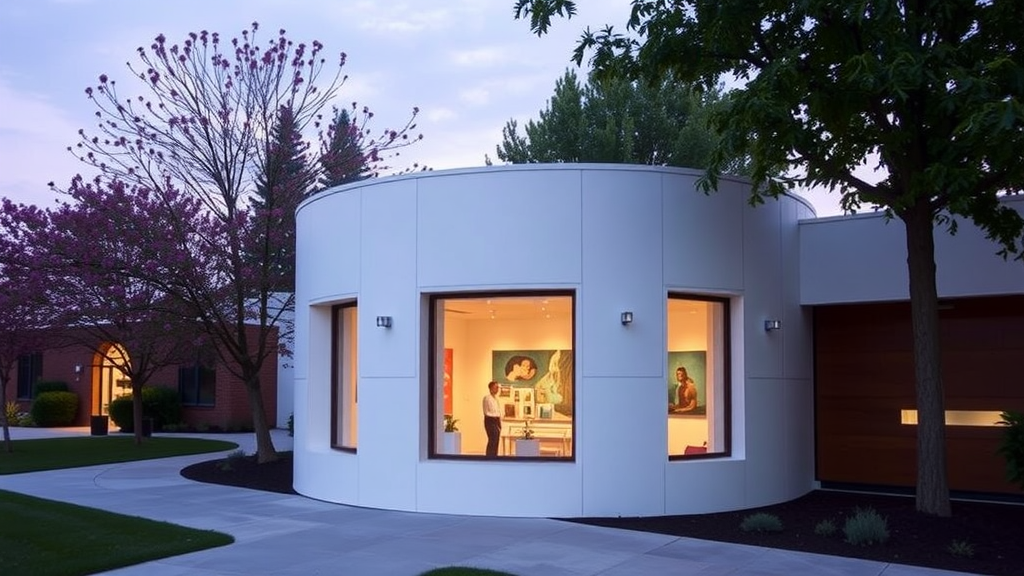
[0,0,846,215]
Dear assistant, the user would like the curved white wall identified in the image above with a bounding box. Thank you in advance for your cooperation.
[293,164,815,517]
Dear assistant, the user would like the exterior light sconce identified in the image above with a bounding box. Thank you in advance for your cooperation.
[620,311,633,325]
[375,316,393,329]
[73,364,83,374]
[764,319,782,332]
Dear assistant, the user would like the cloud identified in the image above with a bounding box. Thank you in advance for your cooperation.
[449,47,505,68]
[425,108,457,123]
[0,80,83,205]
[459,87,490,107]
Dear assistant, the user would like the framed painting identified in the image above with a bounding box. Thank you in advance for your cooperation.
[668,350,707,416]
[443,348,453,415]
[492,349,574,417]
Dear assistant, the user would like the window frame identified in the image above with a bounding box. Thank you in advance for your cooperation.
[667,293,732,461]
[331,301,358,452]
[427,289,577,461]
[16,352,43,400]
[178,361,216,407]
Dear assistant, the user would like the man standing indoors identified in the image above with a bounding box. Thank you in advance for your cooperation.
[483,380,502,456]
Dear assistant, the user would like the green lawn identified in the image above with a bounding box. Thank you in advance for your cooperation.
[0,489,233,576]
[0,436,238,475]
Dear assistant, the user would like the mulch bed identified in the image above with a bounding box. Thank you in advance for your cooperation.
[182,454,1023,575]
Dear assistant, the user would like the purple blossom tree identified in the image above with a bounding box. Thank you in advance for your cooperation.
[2,184,207,445]
[62,23,423,462]
[0,201,51,452]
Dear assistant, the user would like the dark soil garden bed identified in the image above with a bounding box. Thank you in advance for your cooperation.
[182,454,1023,575]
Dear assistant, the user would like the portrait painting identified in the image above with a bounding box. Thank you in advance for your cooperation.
[667,350,707,416]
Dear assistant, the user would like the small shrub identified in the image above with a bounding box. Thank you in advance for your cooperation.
[107,386,182,432]
[33,380,69,396]
[4,400,21,424]
[218,449,247,472]
[142,386,181,431]
[843,507,890,546]
[814,518,838,537]
[739,512,783,533]
[107,394,134,431]
[29,391,79,427]
[948,539,975,558]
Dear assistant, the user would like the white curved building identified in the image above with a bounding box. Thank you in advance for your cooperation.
[293,164,816,517]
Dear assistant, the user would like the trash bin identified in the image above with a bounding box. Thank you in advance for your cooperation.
[90,415,109,436]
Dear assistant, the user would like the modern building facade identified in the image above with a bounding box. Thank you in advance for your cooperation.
[292,164,1023,518]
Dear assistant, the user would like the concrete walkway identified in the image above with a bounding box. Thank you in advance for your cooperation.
[0,427,972,576]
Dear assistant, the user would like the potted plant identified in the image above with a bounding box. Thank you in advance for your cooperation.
[515,418,540,457]
[441,414,461,454]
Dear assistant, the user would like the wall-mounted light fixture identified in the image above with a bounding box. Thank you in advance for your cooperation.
[73,364,83,374]
[620,311,633,325]
[375,315,393,329]
[764,319,782,332]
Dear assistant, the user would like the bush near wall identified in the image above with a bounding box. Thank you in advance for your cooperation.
[108,387,182,432]
[30,391,79,427]
[33,380,69,396]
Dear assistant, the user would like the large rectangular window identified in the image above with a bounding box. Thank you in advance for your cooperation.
[332,303,358,450]
[429,292,575,460]
[667,295,730,458]
[178,359,216,407]
[16,353,42,400]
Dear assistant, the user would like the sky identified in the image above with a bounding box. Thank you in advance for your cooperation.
[0,0,846,216]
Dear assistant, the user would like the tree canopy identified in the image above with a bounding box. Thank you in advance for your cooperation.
[515,0,1024,516]
[495,68,743,172]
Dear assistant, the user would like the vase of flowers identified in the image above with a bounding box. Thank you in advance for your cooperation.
[441,414,461,454]
[515,418,540,456]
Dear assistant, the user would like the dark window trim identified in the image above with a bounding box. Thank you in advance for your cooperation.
[667,293,732,461]
[427,289,576,462]
[16,352,43,400]
[178,362,216,407]
[331,301,357,452]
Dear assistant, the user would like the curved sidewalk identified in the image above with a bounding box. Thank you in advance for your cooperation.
[1,427,969,576]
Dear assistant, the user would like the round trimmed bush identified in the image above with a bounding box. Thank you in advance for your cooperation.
[107,386,182,432]
[107,394,134,431]
[30,391,79,427]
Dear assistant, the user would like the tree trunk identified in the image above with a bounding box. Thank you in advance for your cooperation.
[133,384,144,446]
[1,383,11,453]
[244,374,278,464]
[903,204,951,517]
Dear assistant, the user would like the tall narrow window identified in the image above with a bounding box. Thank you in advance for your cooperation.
[429,292,575,459]
[332,303,358,450]
[667,295,730,458]
[16,353,42,399]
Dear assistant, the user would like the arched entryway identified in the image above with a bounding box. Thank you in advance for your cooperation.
[90,343,132,416]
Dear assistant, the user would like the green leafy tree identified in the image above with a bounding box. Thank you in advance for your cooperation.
[319,107,371,189]
[251,105,314,292]
[515,0,1024,517]
[496,68,737,171]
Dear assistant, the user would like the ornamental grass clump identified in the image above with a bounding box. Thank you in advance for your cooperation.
[814,518,838,537]
[739,512,783,533]
[843,507,889,545]
[947,539,975,559]
[218,449,248,472]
